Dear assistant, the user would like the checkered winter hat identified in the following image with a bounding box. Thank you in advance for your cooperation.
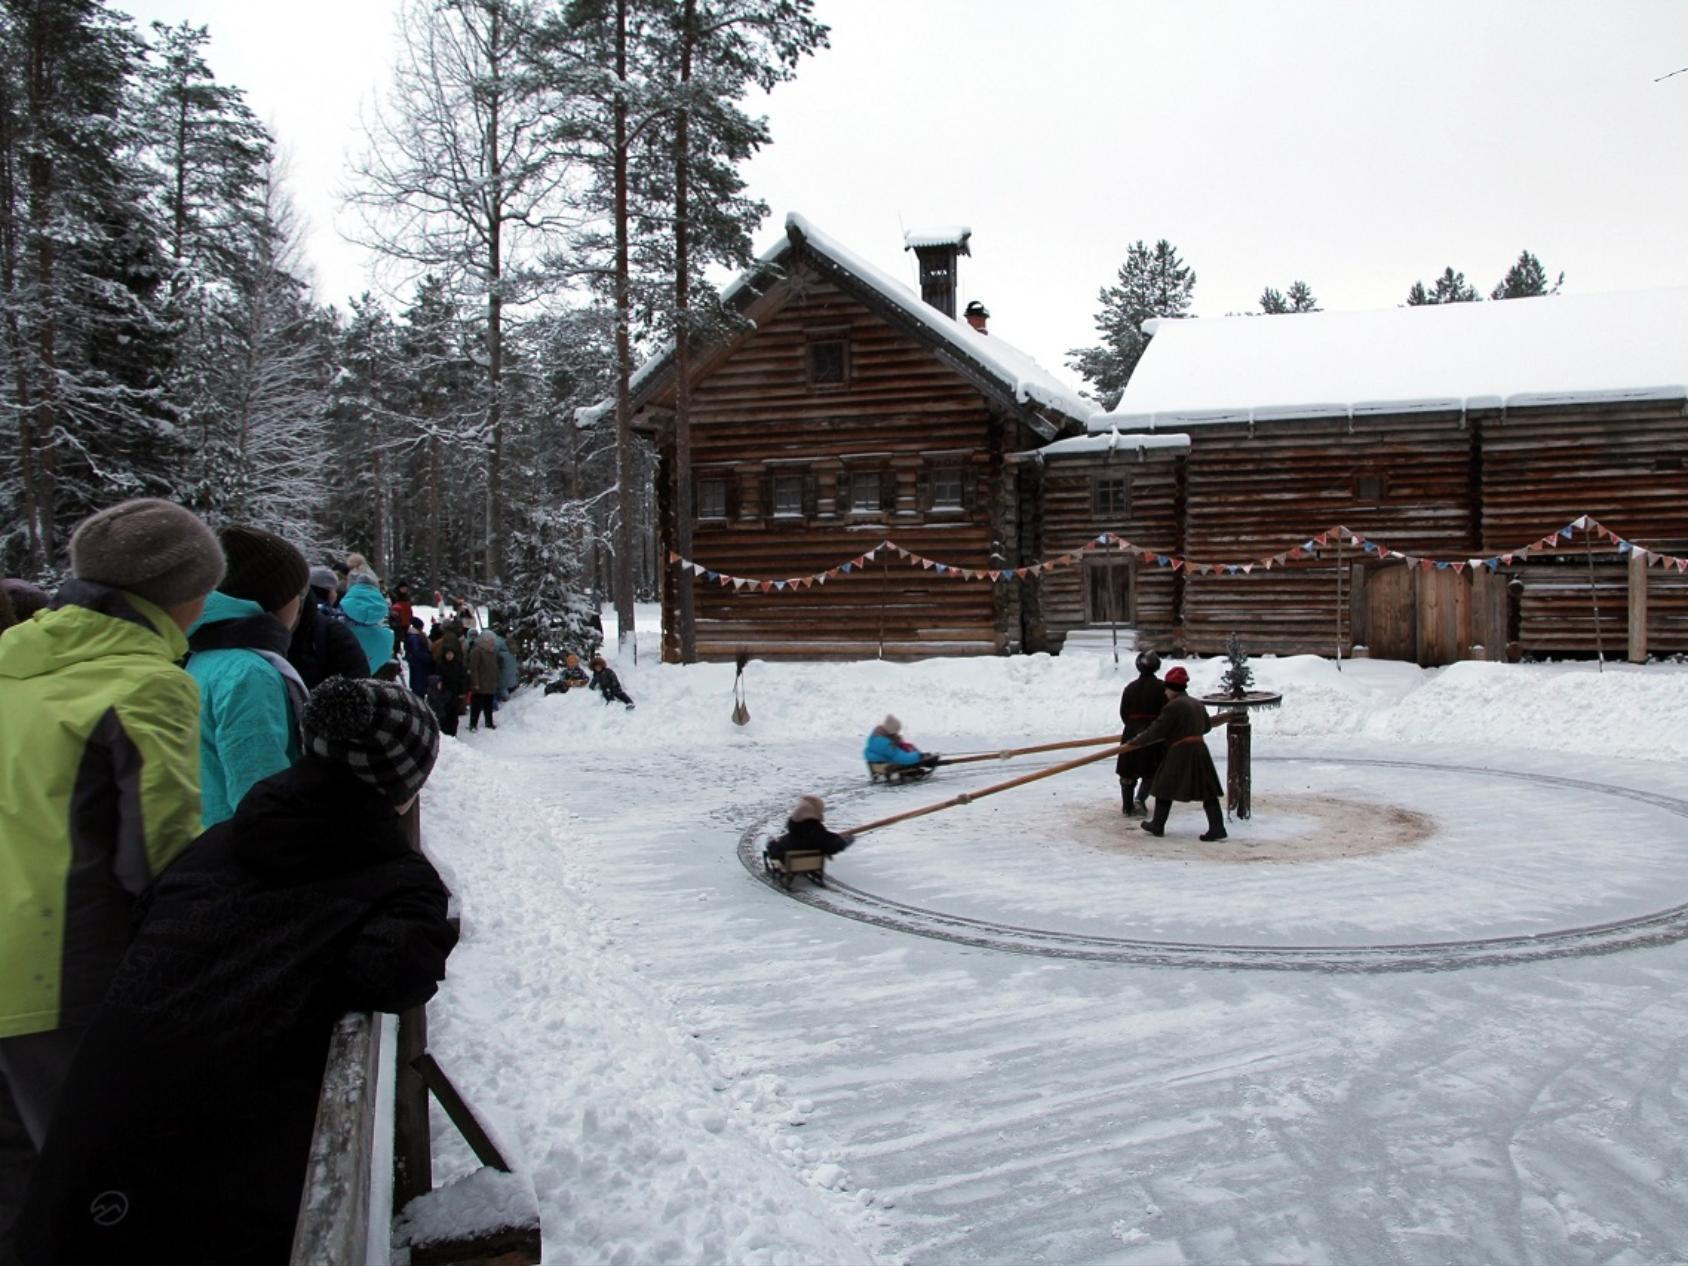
[301,677,440,807]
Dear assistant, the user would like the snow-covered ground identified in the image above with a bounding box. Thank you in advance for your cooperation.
[417,606,1688,1265]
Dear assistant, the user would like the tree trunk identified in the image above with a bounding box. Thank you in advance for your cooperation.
[611,0,636,654]
[428,435,441,593]
[672,0,697,662]
[484,5,505,586]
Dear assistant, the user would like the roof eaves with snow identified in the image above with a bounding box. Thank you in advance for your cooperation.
[1012,428,1191,463]
[902,225,972,252]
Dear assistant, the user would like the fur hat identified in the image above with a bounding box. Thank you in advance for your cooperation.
[1135,650,1162,675]
[68,498,225,608]
[2,577,51,623]
[882,714,902,735]
[219,525,309,613]
[791,794,825,823]
[307,565,339,594]
[301,677,440,807]
[1164,666,1190,689]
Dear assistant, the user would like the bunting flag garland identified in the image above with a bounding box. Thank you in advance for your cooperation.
[666,514,1687,593]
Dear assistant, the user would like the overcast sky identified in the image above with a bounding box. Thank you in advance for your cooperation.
[115,0,1688,389]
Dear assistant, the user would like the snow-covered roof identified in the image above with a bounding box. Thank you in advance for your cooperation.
[1019,428,1191,462]
[902,225,972,252]
[1097,288,1688,432]
[611,213,1092,433]
[786,214,1091,427]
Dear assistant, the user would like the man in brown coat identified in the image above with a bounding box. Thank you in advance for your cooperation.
[1117,665,1232,841]
[467,631,502,732]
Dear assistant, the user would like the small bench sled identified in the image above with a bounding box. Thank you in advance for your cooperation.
[763,844,828,890]
[867,761,932,785]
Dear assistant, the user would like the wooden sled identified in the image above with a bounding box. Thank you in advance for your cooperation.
[867,760,932,785]
[763,845,828,890]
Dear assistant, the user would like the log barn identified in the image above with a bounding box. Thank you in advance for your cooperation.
[1064,288,1688,664]
[626,214,1090,661]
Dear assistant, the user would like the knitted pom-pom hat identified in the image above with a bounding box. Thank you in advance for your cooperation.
[301,677,440,807]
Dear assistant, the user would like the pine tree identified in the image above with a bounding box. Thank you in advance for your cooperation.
[1406,266,1481,306]
[1068,239,1195,410]
[1219,633,1253,699]
[0,0,180,571]
[1260,281,1318,314]
[1490,249,1563,300]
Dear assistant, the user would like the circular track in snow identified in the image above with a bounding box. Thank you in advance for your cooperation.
[737,756,1688,973]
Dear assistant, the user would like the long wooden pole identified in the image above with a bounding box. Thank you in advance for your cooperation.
[844,743,1127,837]
[934,733,1120,766]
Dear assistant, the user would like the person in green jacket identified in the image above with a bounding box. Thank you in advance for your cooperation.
[186,526,311,828]
[0,498,224,1255]
[340,574,396,674]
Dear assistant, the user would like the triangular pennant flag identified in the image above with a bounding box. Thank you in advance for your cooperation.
[1242,563,1253,574]
[840,562,853,573]
[1315,533,1329,546]
[1288,547,1304,560]
[1420,558,1436,571]
[921,558,935,569]
[1677,558,1688,573]
[668,550,681,564]
[1573,515,1590,530]
[1559,526,1575,540]
[1452,561,1466,573]
[757,581,771,593]
[1171,559,1185,572]
[704,570,718,581]
[1501,554,1514,565]
[989,569,1001,581]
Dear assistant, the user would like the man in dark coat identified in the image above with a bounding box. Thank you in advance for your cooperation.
[16,678,457,1266]
[404,617,435,698]
[1117,666,1234,842]
[765,794,853,862]
[1115,650,1166,816]
[288,567,369,688]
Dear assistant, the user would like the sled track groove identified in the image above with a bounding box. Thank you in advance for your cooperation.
[737,756,1688,973]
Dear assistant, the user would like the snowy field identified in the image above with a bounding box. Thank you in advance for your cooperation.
[417,606,1688,1265]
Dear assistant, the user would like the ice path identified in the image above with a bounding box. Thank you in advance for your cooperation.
[739,754,1688,971]
[433,726,1688,1265]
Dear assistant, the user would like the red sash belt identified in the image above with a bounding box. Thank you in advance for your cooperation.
[1172,734,1206,747]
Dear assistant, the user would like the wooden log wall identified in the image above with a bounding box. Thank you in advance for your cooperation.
[1179,411,1477,656]
[1480,397,1688,657]
[647,265,1037,662]
[1029,452,1183,651]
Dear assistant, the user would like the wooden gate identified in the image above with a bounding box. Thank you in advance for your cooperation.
[1363,563,1501,665]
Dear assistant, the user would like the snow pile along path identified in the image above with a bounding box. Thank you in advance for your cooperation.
[419,738,875,1266]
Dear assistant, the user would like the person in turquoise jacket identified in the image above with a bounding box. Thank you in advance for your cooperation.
[340,577,396,674]
[187,527,311,827]
[863,714,940,773]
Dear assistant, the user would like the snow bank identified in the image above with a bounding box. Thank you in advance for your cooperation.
[419,739,875,1266]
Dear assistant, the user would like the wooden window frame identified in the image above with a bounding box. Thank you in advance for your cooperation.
[806,336,850,389]
[929,467,965,512]
[770,472,806,519]
[1353,473,1386,501]
[695,474,730,522]
[1092,475,1129,518]
[835,466,896,521]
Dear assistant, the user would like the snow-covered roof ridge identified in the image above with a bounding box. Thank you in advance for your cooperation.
[1096,288,1688,432]
[903,225,972,251]
[785,213,1092,427]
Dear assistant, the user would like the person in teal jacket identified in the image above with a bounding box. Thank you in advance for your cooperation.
[340,577,396,674]
[187,527,311,827]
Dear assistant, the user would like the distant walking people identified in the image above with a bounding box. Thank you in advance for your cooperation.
[187,525,311,828]
[1117,665,1235,842]
[15,677,457,1266]
[1116,650,1167,817]
[467,632,501,732]
[0,498,223,1255]
[588,653,635,709]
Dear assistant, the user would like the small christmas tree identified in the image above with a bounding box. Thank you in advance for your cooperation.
[1219,633,1254,699]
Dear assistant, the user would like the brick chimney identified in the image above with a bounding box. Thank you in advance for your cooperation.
[903,225,972,319]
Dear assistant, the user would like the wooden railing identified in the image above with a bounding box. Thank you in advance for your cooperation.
[290,1011,384,1266]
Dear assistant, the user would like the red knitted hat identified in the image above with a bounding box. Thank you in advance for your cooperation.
[1164,666,1190,688]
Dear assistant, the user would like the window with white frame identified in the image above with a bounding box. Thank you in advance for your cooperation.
[930,467,964,510]
[849,470,881,513]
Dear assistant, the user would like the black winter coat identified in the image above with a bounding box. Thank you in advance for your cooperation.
[1115,673,1167,780]
[589,665,632,704]
[16,758,457,1266]
[1126,692,1224,802]
[767,816,852,861]
[288,597,371,688]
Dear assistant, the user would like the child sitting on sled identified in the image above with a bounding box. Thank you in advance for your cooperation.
[863,714,940,779]
[766,794,854,862]
[543,652,591,696]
